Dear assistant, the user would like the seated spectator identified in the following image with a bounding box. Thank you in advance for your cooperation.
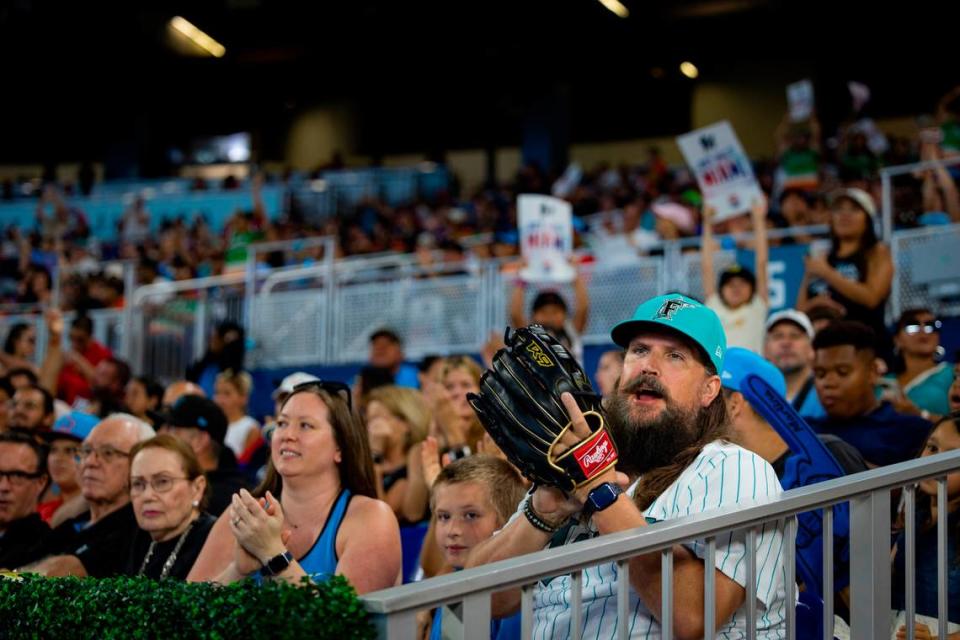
[437,356,485,454]
[775,112,822,193]
[0,377,12,432]
[891,414,960,638]
[763,310,826,420]
[509,267,590,363]
[263,372,320,442]
[5,367,38,391]
[417,356,445,392]
[188,382,401,594]
[651,201,697,241]
[161,380,206,410]
[368,328,420,389]
[806,305,843,335]
[186,321,245,398]
[364,386,431,522]
[0,431,51,569]
[36,413,154,577]
[161,395,248,517]
[427,456,526,640]
[701,197,770,354]
[797,188,895,363]
[594,349,624,397]
[917,136,960,224]
[809,322,932,467]
[37,411,97,523]
[87,357,132,417]
[882,309,954,418]
[353,365,395,409]
[213,370,261,459]
[56,314,112,405]
[722,347,866,478]
[124,435,216,580]
[951,361,960,414]
[7,384,55,433]
[124,376,164,427]
[0,322,37,376]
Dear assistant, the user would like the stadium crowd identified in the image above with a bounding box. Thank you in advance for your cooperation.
[0,85,958,639]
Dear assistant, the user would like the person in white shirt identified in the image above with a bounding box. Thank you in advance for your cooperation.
[212,370,260,458]
[467,294,787,639]
[701,197,770,354]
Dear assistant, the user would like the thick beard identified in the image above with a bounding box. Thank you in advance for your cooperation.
[604,375,701,478]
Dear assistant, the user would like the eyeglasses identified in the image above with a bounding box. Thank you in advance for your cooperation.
[129,475,190,496]
[903,320,942,335]
[76,445,131,464]
[292,380,353,412]
[0,469,44,486]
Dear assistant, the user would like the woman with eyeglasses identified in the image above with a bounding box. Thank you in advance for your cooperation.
[187,381,402,594]
[124,434,214,580]
[881,309,955,419]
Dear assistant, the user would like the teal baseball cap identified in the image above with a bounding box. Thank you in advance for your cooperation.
[610,294,727,373]
[720,347,787,398]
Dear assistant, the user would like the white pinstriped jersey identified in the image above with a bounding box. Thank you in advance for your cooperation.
[519,440,789,639]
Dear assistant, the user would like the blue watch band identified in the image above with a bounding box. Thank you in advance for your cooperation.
[584,482,623,518]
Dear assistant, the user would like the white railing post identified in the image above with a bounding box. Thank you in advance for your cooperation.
[849,489,892,639]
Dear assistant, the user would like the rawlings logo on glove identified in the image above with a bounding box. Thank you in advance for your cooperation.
[468,325,618,492]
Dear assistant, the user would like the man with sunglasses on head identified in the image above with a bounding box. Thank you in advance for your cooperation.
[0,431,52,569]
[31,413,155,577]
[160,395,249,517]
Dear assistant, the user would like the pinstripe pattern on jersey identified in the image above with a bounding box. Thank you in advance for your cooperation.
[521,441,789,639]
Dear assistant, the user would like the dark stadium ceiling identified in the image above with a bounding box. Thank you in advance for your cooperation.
[1,0,956,164]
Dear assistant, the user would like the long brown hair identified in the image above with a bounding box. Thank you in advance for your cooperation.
[255,386,378,499]
[631,392,730,510]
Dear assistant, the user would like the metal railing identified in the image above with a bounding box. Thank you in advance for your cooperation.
[880,155,960,241]
[362,449,960,640]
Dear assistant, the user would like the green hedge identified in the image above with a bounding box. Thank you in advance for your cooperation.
[0,572,375,639]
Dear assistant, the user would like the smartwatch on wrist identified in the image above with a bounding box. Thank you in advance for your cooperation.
[582,482,624,519]
[260,550,294,577]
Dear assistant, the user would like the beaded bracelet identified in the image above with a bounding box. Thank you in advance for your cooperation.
[523,497,562,534]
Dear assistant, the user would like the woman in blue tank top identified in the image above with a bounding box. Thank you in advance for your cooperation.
[190,382,402,594]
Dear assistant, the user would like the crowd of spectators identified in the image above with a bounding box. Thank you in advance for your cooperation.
[0,84,958,638]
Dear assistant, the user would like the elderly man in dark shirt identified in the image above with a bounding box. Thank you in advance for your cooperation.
[30,413,155,577]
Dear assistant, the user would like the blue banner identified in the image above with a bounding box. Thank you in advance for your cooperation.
[735,243,810,312]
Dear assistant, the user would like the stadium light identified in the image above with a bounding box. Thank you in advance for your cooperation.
[597,0,629,18]
[680,61,699,79]
[170,16,226,58]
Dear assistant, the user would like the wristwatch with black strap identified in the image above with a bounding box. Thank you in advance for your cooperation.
[260,549,294,577]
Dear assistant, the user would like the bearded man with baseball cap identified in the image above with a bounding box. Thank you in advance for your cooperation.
[467,294,788,639]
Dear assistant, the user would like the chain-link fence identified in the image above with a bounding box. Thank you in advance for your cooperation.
[889,224,960,321]
[5,224,957,377]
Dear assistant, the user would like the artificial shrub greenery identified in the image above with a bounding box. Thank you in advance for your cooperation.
[0,572,375,639]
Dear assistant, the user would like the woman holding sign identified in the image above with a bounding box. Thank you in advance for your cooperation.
[796,188,894,363]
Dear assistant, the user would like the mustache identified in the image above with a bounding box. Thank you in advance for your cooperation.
[620,374,670,400]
